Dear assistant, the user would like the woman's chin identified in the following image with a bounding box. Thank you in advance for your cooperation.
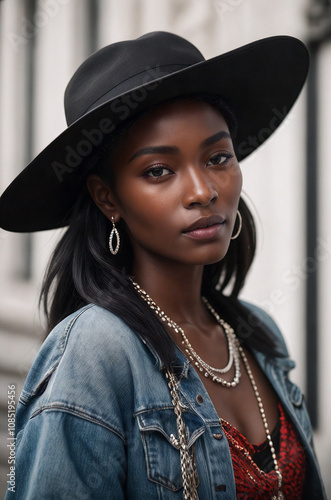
[184,248,230,266]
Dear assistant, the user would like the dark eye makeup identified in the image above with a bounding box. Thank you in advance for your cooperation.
[207,152,234,166]
[142,165,173,178]
[141,150,234,180]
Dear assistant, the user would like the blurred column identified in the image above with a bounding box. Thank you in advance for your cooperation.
[306,0,331,494]
[0,0,33,285]
[31,0,92,292]
[98,0,141,46]
[305,0,331,427]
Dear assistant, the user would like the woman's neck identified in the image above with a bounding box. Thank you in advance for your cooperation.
[132,257,208,327]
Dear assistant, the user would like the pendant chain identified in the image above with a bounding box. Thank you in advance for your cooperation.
[131,280,283,498]
[239,346,284,499]
[165,369,199,499]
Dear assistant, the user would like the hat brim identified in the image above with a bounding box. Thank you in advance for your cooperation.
[0,35,309,232]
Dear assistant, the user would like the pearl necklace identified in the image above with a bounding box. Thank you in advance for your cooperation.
[131,280,241,387]
[131,280,283,498]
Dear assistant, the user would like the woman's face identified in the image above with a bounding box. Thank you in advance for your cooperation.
[108,99,242,267]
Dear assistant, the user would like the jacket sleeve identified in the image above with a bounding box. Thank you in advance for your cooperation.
[4,305,134,500]
[5,409,126,500]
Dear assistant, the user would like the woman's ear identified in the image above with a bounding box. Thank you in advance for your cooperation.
[86,175,120,222]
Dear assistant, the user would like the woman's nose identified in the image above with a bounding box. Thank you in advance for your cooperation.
[182,167,218,208]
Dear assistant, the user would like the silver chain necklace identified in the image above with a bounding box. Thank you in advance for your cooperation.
[131,280,241,387]
[131,280,283,499]
[239,347,284,499]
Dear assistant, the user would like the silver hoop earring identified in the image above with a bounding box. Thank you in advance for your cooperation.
[231,210,242,240]
[109,217,120,255]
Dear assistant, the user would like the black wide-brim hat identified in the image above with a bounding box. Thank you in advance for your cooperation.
[0,31,309,232]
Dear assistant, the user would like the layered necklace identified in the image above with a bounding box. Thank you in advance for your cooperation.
[131,280,283,499]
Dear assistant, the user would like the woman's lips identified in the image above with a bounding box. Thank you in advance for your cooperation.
[183,222,225,240]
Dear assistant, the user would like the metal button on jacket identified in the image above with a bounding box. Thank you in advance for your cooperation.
[196,394,204,404]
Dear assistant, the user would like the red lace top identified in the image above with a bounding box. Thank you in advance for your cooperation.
[221,403,306,499]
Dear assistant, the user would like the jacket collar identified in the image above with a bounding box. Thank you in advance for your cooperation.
[138,331,191,376]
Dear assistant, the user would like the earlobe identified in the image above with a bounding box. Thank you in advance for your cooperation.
[86,174,120,222]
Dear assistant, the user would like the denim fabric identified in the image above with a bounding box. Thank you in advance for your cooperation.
[6,302,326,499]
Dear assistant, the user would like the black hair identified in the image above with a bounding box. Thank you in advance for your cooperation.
[40,94,280,368]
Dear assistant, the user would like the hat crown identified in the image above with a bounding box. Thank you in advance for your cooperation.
[64,31,204,125]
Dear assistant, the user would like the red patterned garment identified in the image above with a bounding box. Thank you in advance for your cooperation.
[221,403,306,499]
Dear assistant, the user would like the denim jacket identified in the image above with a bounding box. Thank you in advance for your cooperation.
[6,302,326,499]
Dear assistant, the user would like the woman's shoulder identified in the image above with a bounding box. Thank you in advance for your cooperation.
[15,304,159,445]
[211,292,290,358]
[48,302,154,368]
[20,304,149,403]
[238,299,290,357]
[48,303,141,352]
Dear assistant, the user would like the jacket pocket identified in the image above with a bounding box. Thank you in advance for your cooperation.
[136,407,205,492]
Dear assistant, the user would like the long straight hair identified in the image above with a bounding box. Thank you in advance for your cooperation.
[40,95,279,368]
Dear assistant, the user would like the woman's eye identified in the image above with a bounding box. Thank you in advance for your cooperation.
[207,153,233,166]
[144,166,172,178]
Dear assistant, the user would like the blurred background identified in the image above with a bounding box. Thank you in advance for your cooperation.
[0,0,330,497]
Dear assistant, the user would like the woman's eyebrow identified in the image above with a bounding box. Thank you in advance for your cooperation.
[200,130,231,149]
[129,146,179,162]
[129,130,231,162]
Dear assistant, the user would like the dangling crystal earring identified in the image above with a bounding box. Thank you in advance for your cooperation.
[231,210,242,240]
[109,216,120,255]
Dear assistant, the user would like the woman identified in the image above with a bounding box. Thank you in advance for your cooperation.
[1,32,326,499]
